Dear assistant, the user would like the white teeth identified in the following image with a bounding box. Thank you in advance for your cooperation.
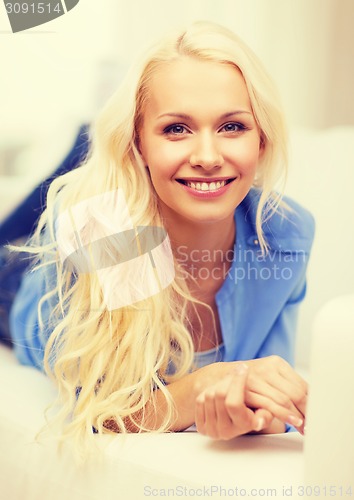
[185,180,227,191]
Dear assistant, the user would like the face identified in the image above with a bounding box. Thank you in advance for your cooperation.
[138,57,263,226]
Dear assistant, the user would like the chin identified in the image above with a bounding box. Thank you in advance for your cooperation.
[184,209,235,225]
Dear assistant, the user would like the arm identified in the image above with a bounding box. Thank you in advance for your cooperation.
[119,356,305,437]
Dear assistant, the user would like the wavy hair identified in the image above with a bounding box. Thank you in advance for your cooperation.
[24,21,288,460]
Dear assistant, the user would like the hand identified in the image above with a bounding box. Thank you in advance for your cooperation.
[195,364,274,439]
[241,356,307,434]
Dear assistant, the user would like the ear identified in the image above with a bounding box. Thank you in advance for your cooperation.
[134,132,142,155]
[134,131,147,166]
[260,132,265,149]
[258,133,266,158]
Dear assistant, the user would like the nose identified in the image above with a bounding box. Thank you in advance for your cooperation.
[189,133,224,170]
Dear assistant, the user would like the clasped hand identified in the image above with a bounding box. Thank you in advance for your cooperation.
[195,356,306,439]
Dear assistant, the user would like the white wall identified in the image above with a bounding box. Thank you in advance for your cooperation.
[1,0,353,145]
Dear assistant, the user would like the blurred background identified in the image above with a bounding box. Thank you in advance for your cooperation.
[0,0,353,368]
[1,0,353,188]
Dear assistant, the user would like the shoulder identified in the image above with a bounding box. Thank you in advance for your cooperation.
[237,188,315,253]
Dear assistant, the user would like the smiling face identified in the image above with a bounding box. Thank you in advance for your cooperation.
[138,56,262,226]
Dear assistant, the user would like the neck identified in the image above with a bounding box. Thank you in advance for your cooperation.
[161,210,236,271]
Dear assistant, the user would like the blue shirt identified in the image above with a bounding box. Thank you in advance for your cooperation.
[9,188,315,371]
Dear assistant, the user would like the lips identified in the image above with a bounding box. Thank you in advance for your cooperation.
[176,177,236,192]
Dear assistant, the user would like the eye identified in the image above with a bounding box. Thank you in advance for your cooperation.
[163,124,189,135]
[220,122,248,133]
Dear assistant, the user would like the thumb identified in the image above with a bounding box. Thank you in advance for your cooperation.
[253,408,273,432]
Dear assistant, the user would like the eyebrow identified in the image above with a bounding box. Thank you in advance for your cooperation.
[157,111,252,120]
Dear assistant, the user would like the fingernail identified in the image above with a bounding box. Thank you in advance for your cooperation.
[287,415,303,427]
[234,363,248,375]
[255,417,265,432]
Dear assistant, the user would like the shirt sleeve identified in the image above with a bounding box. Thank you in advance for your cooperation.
[9,262,58,371]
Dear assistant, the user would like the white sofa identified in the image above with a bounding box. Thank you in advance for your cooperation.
[0,126,353,499]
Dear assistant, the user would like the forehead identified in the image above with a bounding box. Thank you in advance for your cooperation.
[144,57,252,117]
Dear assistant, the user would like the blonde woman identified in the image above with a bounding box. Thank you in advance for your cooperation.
[8,21,314,453]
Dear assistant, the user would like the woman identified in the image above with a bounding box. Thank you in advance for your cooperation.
[9,21,314,453]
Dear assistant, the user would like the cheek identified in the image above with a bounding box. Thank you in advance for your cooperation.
[225,138,261,174]
[146,142,188,179]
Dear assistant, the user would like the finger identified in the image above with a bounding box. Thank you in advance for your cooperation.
[203,388,219,438]
[245,357,308,418]
[214,375,237,439]
[240,356,307,428]
[246,377,306,422]
[277,372,307,417]
[264,372,307,418]
[196,374,241,439]
[224,364,255,434]
[245,390,304,431]
[275,358,308,415]
[196,370,246,439]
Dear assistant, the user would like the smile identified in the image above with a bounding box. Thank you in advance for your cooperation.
[176,178,235,192]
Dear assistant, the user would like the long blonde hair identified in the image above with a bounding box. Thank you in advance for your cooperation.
[26,21,288,459]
